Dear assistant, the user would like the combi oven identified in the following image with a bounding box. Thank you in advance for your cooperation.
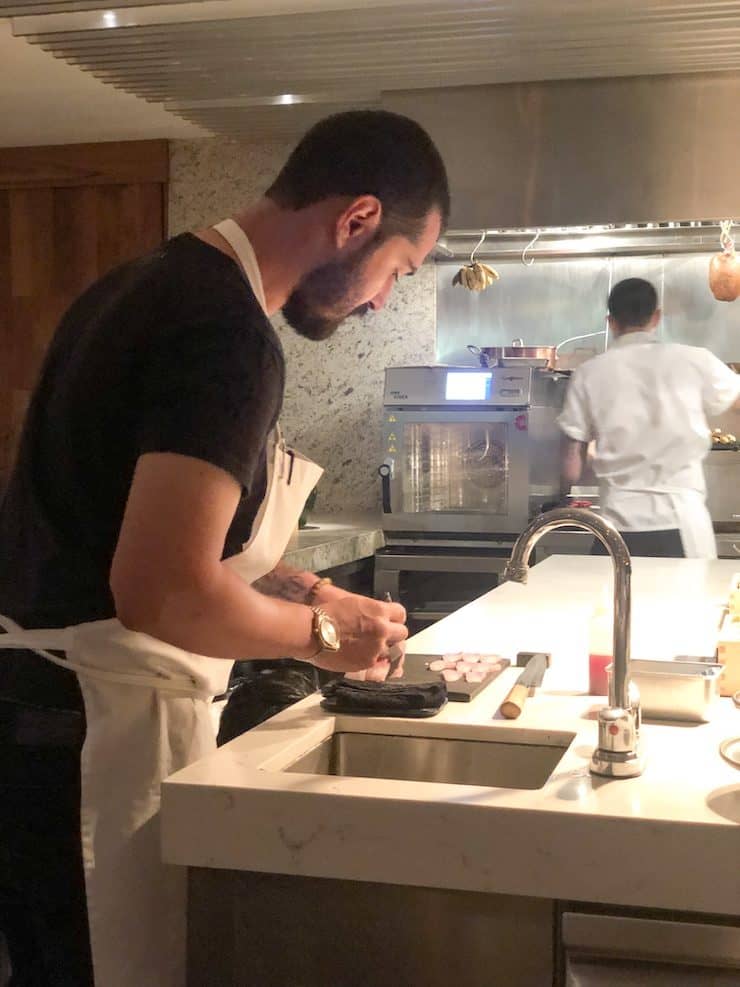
[374,365,566,633]
[378,365,564,537]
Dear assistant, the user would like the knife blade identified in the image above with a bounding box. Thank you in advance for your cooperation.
[500,652,548,719]
[383,592,403,677]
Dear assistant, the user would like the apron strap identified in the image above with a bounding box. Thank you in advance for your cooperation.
[0,613,212,698]
[0,613,74,661]
[212,218,268,313]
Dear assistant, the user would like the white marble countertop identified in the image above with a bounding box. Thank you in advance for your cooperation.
[281,513,384,573]
[162,556,740,916]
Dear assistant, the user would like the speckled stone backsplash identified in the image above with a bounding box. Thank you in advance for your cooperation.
[169,138,436,516]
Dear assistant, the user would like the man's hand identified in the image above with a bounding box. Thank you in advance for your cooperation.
[345,642,407,682]
[310,595,408,677]
[312,583,407,680]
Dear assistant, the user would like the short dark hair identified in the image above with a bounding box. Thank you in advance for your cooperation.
[265,110,450,241]
[608,278,658,329]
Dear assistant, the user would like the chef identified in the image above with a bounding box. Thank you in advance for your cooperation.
[558,277,740,557]
[0,110,449,986]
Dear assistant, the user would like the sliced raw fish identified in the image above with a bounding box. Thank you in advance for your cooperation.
[463,653,482,663]
[427,658,458,671]
[480,654,504,665]
[443,652,464,664]
[442,668,463,683]
[455,661,474,674]
[465,668,487,683]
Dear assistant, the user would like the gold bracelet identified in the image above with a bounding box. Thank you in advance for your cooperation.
[306,576,332,604]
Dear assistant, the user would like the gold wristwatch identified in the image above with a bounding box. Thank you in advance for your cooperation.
[309,606,341,659]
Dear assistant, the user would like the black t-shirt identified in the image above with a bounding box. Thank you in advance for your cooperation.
[0,234,284,709]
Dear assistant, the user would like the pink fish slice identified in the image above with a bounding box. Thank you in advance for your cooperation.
[427,659,448,672]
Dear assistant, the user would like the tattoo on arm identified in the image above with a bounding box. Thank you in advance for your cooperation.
[253,562,316,603]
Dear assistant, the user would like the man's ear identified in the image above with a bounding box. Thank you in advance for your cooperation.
[649,308,662,330]
[334,196,382,250]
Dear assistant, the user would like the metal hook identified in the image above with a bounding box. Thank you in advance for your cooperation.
[470,230,487,265]
[720,219,735,253]
[522,230,540,267]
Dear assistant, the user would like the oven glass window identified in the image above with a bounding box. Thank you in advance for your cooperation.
[402,422,510,513]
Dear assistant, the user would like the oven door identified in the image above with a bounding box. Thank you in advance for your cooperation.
[381,409,530,534]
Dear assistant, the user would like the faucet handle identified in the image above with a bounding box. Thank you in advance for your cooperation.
[591,706,644,778]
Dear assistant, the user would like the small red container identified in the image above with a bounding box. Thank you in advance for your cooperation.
[589,653,611,696]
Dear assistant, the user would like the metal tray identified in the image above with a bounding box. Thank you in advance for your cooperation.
[608,658,722,723]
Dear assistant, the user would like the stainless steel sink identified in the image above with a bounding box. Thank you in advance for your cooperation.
[284,731,573,790]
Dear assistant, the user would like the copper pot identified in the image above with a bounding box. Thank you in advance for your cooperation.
[468,340,558,369]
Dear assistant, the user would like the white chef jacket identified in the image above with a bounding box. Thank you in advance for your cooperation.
[558,331,740,557]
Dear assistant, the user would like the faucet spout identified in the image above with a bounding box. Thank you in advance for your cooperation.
[503,508,644,779]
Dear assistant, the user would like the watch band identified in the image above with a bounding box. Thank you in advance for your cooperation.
[306,577,332,604]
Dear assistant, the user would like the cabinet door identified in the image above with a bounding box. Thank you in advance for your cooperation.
[562,911,740,985]
[189,868,556,987]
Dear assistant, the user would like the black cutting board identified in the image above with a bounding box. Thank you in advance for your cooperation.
[399,654,511,702]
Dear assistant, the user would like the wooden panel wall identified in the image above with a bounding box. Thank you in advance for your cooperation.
[0,140,168,484]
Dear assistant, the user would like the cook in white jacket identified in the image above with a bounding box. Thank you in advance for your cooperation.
[558,277,740,558]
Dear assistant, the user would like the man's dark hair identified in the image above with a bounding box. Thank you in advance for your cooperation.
[266,110,450,241]
[608,278,658,329]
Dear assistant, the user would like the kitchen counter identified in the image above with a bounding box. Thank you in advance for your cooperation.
[162,556,740,920]
[281,513,384,573]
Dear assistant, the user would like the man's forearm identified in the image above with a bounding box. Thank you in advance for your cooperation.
[560,437,587,498]
[118,563,317,661]
[253,561,319,603]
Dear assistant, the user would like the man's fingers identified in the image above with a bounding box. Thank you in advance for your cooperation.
[383,621,409,646]
[364,659,391,683]
[389,654,405,678]
[385,601,407,623]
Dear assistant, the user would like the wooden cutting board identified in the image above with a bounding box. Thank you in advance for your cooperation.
[399,654,511,702]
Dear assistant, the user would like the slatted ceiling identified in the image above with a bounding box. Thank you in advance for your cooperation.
[15,0,740,36]
[0,0,215,15]
[12,0,740,139]
[169,100,382,140]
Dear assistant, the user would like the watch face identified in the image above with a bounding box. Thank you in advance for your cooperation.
[319,614,340,650]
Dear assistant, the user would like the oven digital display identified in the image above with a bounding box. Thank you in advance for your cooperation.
[445,371,493,401]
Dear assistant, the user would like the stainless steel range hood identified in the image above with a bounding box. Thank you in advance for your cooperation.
[435,222,735,262]
[385,72,740,230]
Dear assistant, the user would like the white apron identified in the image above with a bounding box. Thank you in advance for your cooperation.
[0,217,323,987]
[665,489,717,559]
[601,486,717,559]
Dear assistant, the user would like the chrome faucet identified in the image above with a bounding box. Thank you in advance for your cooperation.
[503,507,645,779]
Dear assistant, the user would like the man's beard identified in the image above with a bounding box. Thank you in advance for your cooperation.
[281,240,379,341]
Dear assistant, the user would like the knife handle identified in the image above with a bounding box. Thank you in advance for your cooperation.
[500,684,530,719]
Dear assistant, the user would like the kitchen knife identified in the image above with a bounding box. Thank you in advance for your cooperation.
[383,592,403,677]
[500,652,548,719]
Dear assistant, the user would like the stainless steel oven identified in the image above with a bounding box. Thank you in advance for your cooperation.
[378,365,564,536]
[374,365,566,633]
